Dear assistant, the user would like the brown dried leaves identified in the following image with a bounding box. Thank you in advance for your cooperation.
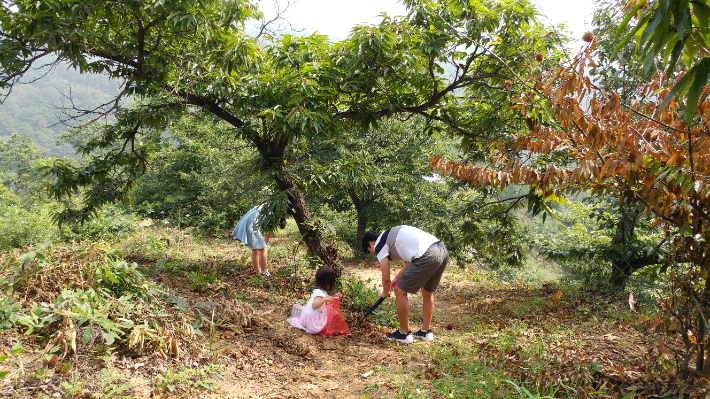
[128,325,180,359]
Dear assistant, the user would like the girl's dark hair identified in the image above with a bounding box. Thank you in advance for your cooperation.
[315,266,336,293]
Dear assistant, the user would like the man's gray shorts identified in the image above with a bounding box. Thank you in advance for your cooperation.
[397,243,449,294]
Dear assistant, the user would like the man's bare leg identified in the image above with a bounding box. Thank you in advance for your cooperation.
[422,288,434,331]
[394,286,409,333]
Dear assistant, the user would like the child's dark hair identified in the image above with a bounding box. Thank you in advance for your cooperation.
[315,266,336,293]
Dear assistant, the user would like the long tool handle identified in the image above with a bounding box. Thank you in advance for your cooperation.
[362,297,386,319]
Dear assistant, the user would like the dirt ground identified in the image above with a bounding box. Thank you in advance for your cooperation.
[1,245,685,399]
[140,263,464,399]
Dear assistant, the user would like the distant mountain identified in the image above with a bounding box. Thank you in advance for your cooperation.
[0,58,460,159]
[0,63,121,157]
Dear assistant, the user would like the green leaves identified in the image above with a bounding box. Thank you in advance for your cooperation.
[1,0,259,101]
[614,0,710,123]
[3,0,563,253]
[660,58,710,123]
[90,255,156,299]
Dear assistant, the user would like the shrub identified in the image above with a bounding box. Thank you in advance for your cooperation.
[339,276,398,327]
[0,204,56,250]
[88,253,156,299]
[59,205,139,243]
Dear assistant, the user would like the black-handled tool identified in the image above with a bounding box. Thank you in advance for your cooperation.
[362,297,386,319]
[361,278,399,320]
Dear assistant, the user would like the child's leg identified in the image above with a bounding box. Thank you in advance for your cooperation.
[260,233,270,273]
[259,246,268,272]
[251,249,262,273]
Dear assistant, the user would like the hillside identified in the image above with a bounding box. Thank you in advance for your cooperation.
[0,222,694,398]
[0,63,120,157]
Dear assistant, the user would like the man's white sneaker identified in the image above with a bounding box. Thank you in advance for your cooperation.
[413,329,434,341]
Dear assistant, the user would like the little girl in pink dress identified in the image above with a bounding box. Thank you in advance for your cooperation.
[288,266,336,334]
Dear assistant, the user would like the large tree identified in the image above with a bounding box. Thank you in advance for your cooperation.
[293,118,457,247]
[431,21,710,375]
[0,0,563,272]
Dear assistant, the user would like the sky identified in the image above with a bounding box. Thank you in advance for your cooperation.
[250,0,597,47]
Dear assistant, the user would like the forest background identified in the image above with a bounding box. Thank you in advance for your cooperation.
[0,0,709,397]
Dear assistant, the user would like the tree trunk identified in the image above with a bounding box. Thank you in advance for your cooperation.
[356,215,367,251]
[608,207,666,290]
[275,173,341,276]
[252,135,341,276]
[608,207,640,290]
[609,260,631,290]
[347,188,368,250]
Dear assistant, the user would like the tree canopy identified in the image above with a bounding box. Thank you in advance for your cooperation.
[431,0,710,371]
[0,0,565,269]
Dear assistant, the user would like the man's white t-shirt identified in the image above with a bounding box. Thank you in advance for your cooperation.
[374,225,439,263]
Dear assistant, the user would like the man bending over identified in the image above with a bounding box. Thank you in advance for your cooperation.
[362,225,449,343]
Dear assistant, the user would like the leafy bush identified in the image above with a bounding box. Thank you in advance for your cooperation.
[0,294,24,331]
[88,255,156,299]
[187,270,220,292]
[59,205,139,243]
[131,117,264,237]
[93,368,132,399]
[55,288,135,346]
[339,276,398,327]
[0,195,138,252]
[313,205,358,249]
[0,203,57,250]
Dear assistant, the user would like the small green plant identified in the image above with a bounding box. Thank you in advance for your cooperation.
[188,270,220,291]
[93,368,131,399]
[394,384,427,399]
[39,344,61,364]
[0,248,51,292]
[587,360,603,374]
[155,364,225,393]
[89,254,155,299]
[94,344,117,362]
[505,379,557,399]
[12,301,58,335]
[0,342,24,384]
[340,276,398,326]
[155,367,191,393]
[0,294,24,331]
[60,373,84,397]
[60,361,72,374]
[29,366,47,382]
[143,235,168,254]
[151,258,175,273]
[575,305,591,321]
[53,288,135,346]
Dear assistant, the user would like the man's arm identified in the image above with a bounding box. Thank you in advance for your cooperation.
[380,258,391,298]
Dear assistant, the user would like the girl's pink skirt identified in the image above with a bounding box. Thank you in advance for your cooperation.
[287,304,328,334]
